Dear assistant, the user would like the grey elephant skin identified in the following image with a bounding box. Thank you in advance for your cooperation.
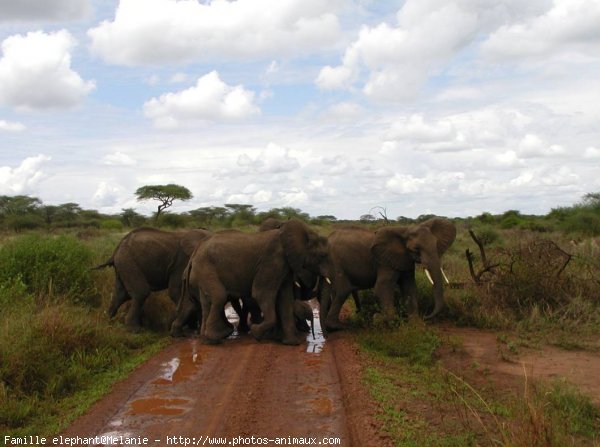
[94,227,211,330]
[320,217,456,331]
[183,218,329,345]
[294,300,315,338]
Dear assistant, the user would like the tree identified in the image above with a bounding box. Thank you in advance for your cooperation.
[224,203,256,226]
[135,184,192,223]
[121,208,146,227]
[360,214,375,222]
[0,195,42,216]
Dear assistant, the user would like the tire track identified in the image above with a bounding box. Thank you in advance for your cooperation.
[62,331,352,445]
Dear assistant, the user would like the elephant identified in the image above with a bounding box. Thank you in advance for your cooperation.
[184,218,330,345]
[294,300,315,338]
[94,227,211,330]
[320,217,456,331]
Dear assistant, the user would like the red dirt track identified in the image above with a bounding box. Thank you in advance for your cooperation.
[61,322,385,447]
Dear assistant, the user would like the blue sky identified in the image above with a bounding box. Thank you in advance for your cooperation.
[1,0,600,219]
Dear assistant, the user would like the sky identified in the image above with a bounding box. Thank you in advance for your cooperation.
[1,0,599,219]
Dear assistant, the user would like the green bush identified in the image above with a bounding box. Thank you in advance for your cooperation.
[99,219,123,230]
[0,234,95,303]
[559,210,600,236]
[157,212,186,228]
[3,214,45,232]
[359,321,441,367]
[0,304,161,433]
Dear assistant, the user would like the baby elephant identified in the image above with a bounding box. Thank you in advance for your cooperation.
[294,300,315,338]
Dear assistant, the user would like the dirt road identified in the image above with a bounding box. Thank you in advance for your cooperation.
[61,313,383,447]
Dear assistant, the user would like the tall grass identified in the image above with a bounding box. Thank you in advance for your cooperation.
[0,232,166,436]
[0,234,95,304]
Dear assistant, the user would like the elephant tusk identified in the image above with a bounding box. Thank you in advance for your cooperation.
[325,277,332,285]
[294,281,301,288]
[441,268,450,285]
[424,269,434,285]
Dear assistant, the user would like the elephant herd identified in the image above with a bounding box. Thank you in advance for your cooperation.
[95,217,456,345]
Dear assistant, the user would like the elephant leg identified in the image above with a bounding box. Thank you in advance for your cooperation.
[399,269,418,317]
[170,285,199,337]
[278,282,300,346]
[199,290,211,338]
[325,278,353,331]
[125,291,149,331]
[318,279,331,331]
[374,269,400,324]
[247,297,263,324]
[250,290,277,341]
[352,290,361,312]
[108,274,130,318]
[115,263,152,331]
[204,284,234,342]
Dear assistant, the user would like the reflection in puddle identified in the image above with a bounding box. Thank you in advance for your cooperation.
[153,341,201,385]
[127,397,190,416]
[307,308,326,354]
[226,303,241,339]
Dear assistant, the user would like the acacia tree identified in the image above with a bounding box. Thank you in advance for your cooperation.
[135,184,193,223]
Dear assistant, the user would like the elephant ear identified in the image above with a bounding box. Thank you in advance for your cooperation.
[371,227,413,270]
[179,230,210,257]
[279,218,309,273]
[259,217,282,232]
[421,218,457,256]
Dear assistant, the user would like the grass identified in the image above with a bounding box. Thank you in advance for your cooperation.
[0,231,169,436]
[355,320,600,447]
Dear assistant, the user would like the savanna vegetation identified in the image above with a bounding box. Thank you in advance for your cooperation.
[1,188,599,443]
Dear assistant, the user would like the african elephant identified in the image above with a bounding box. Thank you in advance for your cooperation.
[294,300,315,338]
[320,218,456,331]
[94,227,211,330]
[186,218,329,345]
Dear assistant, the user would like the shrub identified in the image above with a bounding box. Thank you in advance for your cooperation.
[359,321,441,367]
[3,214,45,232]
[0,234,95,303]
[157,212,186,228]
[0,304,160,432]
[99,219,123,230]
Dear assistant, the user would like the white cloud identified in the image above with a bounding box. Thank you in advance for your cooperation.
[236,143,300,174]
[321,102,364,121]
[517,134,565,158]
[315,65,354,90]
[0,154,51,194]
[0,119,25,132]
[482,0,600,61]
[143,71,259,128]
[88,0,341,65]
[316,0,553,101]
[92,181,124,207]
[169,72,189,84]
[103,152,137,166]
[386,173,426,194]
[0,0,91,22]
[387,114,456,142]
[584,146,600,159]
[0,30,95,110]
[278,188,309,206]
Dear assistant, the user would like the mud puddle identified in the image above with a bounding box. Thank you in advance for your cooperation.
[307,307,326,354]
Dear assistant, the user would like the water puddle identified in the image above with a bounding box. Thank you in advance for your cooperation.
[307,396,333,416]
[152,340,201,385]
[127,397,190,416]
[306,307,326,354]
[225,304,241,339]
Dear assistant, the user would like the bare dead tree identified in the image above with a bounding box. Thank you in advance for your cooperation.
[369,205,390,225]
[465,229,500,284]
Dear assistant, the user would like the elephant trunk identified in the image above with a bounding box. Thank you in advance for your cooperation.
[424,259,445,320]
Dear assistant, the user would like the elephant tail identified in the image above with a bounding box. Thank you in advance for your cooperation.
[91,257,114,270]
